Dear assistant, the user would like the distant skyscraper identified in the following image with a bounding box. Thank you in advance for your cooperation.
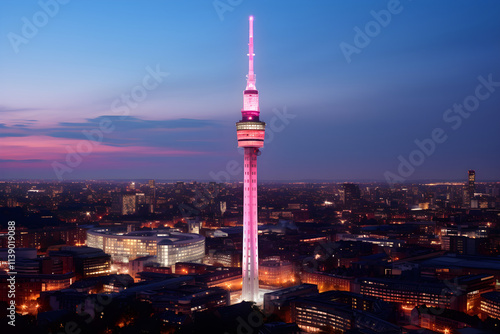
[464,170,476,208]
[111,193,137,215]
[148,179,156,213]
[220,201,227,216]
[468,170,475,195]
[236,16,266,303]
[341,183,360,209]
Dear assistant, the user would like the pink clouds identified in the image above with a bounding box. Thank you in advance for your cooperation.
[0,135,206,163]
[0,116,221,178]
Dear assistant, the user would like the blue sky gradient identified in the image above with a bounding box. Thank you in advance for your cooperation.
[0,0,499,181]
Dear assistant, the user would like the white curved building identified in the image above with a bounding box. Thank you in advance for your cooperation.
[86,228,205,266]
[157,236,206,267]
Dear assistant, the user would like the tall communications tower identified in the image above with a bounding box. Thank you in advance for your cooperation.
[236,16,265,303]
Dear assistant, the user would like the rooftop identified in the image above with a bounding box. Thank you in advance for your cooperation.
[264,283,317,297]
[481,291,500,303]
[419,255,500,270]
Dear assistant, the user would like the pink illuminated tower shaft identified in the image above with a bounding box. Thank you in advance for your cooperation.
[236,16,265,303]
[243,147,258,300]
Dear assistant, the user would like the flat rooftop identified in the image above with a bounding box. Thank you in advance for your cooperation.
[419,255,500,270]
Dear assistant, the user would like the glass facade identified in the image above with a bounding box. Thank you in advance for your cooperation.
[86,228,205,265]
[158,236,205,268]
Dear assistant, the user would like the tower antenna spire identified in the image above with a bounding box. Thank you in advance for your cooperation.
[247,15,256,90]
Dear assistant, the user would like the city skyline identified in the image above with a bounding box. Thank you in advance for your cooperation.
[1,0,500,182]
[2,178,500,332]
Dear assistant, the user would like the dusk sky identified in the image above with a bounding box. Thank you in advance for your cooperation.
[1,0,499,182]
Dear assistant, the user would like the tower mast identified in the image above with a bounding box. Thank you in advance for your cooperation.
[247,16,256,90]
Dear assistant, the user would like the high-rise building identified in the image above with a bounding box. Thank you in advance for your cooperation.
[236,16,266,303]
[341,183,361,209]
[148,179,156,213]
[111,192,137,215]
[220,201,227,216]
[469,169,476,208]
[469,170,476,194]
[463,170,476,208]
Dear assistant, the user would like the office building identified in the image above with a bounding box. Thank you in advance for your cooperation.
[259,258,294,287]
[480,291,500,320]
[263,284,318,321]
[341,183,361,208]
[87,227,205,266]
[50,246,111,278]
[111,192,137,215]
